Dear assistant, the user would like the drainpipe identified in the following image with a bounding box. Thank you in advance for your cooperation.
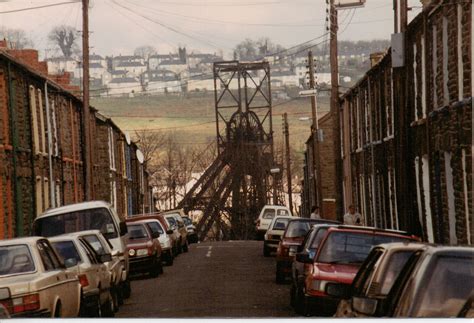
[44,81,55,208]
[7,62,23,237]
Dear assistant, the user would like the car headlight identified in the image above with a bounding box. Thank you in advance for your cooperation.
[128,249,136,256]
[289,245,298,256]
[136,248,149,256]
[309,279,332,292]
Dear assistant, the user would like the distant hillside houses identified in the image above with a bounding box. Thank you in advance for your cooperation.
[45,42,377,97]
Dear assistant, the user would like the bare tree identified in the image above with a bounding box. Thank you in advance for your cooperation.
[134,45,156,60]
[0,27,33,49]
[133,129,167,165]
[48,25,79,58]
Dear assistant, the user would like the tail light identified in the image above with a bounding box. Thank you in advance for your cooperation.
[1,293,40,314]
[279,245,289,257]
[256,219,260,227]
[78,274,89,287]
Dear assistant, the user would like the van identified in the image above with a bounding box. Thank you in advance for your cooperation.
[255,205,292,240]
[32,201,131,300]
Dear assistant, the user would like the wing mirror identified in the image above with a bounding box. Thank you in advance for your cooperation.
[119,222,128,236]
[64,258,78,268]
[325,282,351,299]
[295,252,313,264]
[111,249,119,257]
[352,297,378,316]
[166,230,174,235]
[99,254,112,263]
[152,232,160,239]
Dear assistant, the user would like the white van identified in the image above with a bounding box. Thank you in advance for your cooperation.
[32,201,131,300]
[255,205,292,239]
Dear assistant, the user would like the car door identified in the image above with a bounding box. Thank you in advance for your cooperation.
[37,240,80,317]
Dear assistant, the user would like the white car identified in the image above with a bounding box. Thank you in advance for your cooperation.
[263,215,295,257]
[138,219,174,266]
[255,205,292,240]
[68,230,123,310]
[49,235,114,317]
[0,237,81,318]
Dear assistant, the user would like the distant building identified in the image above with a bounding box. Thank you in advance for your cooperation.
[157,60,187,75]
[107,77,142,96]
[114,61,147,78]
[46,57,79,77]
[272,70,299,87]
[188,76,214,92]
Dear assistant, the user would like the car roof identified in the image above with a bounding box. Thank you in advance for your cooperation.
[327,225,413,238]
[48,234,82,242]
[262,205,290,210]
[288,218,340,224]
[37,201,111,218]
[0,236,44,246]
[421,244,474,257]
[374,241,428,251]
[64,230,103,238]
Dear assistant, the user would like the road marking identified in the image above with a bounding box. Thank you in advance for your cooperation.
[206,250,212,257]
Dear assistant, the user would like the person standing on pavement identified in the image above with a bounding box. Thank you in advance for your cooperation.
[343,205,363,226]
[310,206,321,219]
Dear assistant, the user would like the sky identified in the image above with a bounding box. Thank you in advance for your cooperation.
[0,0,423,59]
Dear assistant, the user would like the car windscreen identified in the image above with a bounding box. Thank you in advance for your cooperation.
[82,235,108,256]
[284,220,313,238]
[262,209,275,219]
[310,227,329,249]
[50,241,82,263]
[182,217,192,226]
[317,231,410,264]
[147,222,164,235]
[412,255,474,317]
[34,207,117,239]
[127,224,149,240]
[0,245,35,276]
[166,217,177,226]
[272,218,290,230]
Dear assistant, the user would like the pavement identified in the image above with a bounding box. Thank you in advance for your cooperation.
[117,240,297,318]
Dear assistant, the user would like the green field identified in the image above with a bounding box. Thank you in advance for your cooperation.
[91,93,331,151]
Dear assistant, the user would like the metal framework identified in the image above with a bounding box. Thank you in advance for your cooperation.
[179,61,283,240]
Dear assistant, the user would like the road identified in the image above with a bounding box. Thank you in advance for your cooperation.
[117,240,296,318]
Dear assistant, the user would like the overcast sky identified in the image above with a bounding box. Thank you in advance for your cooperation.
[0,0,422,58]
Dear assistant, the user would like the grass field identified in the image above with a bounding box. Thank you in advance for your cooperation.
[91,93,331,151]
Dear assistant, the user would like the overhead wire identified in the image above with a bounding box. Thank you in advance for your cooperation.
[0,1,79,15]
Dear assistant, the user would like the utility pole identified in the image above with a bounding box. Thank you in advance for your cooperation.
[82,0,92,200]
[307,50,323,211]
[400,0,408,32]
[393,0,399,33]
[330,0,343,219]
[283,113,293,213]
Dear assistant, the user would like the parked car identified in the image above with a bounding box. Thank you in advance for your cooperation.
[67,230,123,309]
[33,201,131,299]
[298,225,418,316]
[0,237,81,317]
[276,218,339,283]
[337,245,474,318]
[137,219,174,266]
[126,222,163,277]
[163,211,189,253]
[50,235,114,317]
[263,215,295,257]
[183,216,198,243]
[255,205,292,240]
[126,214,178,259]
[331,242,426,317]
[291,223,339,313]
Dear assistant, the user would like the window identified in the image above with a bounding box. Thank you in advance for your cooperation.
[432,24,438,109]
[310,227,329,249]
[37,240,61,271]
[128,224,149,240]
[55,180,61,208]
[457,4,464,101]
[51,240,82,263]
[50,99,59,156]
[442,16,450,106]
[37,89,46,154]
[108,127,116,171]
[146,221,164,235]
[272,218,290,230]
[82,235,108,256]
[0,245,35,276]
[43,177,50,210]
[444,152,457,245]
[421,156,434,243]
[421,36,427,118]
[378,250,414,295]
[79,240,100,264]
[35,176,43,216]
[413,42,418,121]
[262,209,275,219]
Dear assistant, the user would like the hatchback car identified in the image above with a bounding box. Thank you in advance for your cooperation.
[299,226,418,316]
[67,230,123,309]
[331,242,426,317]
[263,215,295,257]
[255,205,292,240]
[50,235,114,317]
[346,245,474,318]
[0,237,81,318]
[138,219,174,266]
[126,223,163,277]
[276,218,339,283]
[163,210,189,253]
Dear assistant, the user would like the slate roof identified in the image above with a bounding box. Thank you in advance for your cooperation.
[109,77,139,84]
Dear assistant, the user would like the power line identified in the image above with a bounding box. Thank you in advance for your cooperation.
[0,1,79,14]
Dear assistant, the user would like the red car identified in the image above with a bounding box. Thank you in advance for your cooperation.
[298,225,418,316]
[276,218,339,283]
[126,222,163,277]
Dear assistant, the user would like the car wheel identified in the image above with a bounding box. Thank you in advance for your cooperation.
[302,294,312,317]
[158,256,164,274]
[149,257,160,278]
[183,240,189,253]
[111,286,119,313]
[101,294,115,318]
[275,262,285,284]
[294,285,305,315]
[54,301,62,318]
[290,283,296,308]
[263,243,270,257]
[93,296,102,317]
[122,279,131,299]
[166,253,174,266]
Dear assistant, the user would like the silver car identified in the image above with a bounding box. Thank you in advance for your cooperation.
[0,237,81,317]
[50,235,114,317]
